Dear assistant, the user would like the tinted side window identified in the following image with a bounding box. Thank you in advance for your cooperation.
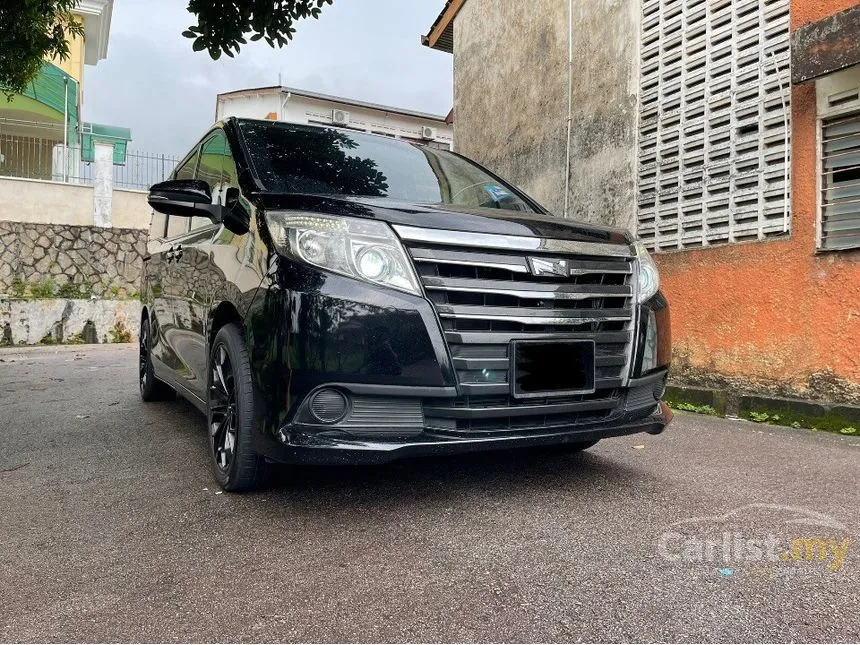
[165,147,200,238]
[173,150,199,181]
[190,131,238,232]
[198,130,239,204]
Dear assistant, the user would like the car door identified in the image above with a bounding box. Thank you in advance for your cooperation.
[149,147,199,378]
[143,208,171,372]
[169,130,235,401]
[153,145,199,384]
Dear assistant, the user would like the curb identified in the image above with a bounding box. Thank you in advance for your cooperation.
[0,342,136,359]
[665,384,860,434]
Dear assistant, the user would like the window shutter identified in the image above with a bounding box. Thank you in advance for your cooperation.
[821,112,860,251]
[638,0,792,251]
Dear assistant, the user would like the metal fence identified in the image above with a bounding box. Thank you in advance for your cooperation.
[0,132,179,191]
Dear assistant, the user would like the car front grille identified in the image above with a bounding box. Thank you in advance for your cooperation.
[397,226,637,435]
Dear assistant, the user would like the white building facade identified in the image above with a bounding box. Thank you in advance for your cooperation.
[215,86,453,150]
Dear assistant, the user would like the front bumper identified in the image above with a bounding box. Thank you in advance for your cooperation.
[258,400,672,465]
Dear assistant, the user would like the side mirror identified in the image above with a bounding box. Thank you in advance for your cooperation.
[148,179,217,219]
[221,187,251,235]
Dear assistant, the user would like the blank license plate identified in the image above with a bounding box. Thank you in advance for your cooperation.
[511,340,596,398]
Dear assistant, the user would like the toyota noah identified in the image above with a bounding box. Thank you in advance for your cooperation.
[140,117,672,490]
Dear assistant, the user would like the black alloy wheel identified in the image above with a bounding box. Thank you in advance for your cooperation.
[209,343,238,471]
[207,323,265,491]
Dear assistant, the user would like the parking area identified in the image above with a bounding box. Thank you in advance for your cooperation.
[1,344,858,642]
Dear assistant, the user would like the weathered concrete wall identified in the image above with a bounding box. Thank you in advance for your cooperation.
[566,0,640,230]
[454,0,568,215]
[0,177,150,230]
[0,298,141,345]
[453,0,639,230]
[0,221,147,297]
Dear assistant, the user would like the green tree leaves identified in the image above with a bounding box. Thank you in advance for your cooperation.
[183,0,333,61]
[0,0,84,96]
[0,0,333,95]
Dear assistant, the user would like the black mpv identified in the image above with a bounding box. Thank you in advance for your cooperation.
[140,118,672,490]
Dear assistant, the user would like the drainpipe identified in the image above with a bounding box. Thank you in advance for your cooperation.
[563,0,574,218]
[63,76,69,182]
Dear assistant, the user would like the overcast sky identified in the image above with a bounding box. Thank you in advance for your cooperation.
[83,0,453,155]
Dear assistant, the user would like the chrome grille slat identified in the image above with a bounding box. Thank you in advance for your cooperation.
[444,331,631,344]
[409,247,530,273]
[452,357,510,370]
[409,247,633,275]
[422,276,633,299]
[435,304,633,323]
[401,229,637,435]
[395,224,635,258]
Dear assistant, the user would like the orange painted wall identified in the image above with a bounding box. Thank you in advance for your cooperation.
[654,0,860,392]
[791,0,859,29]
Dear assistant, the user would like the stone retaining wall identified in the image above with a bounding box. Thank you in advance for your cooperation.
[0,220,147,297]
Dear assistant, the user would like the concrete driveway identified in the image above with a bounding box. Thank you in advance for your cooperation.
[1,344,858,642]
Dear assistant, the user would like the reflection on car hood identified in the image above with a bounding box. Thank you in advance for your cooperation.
[255,193,633,245]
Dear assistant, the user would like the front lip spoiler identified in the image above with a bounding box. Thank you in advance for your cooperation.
[265,402,672,465]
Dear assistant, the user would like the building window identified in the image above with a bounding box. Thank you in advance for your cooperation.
[637,0,791,251]
[820,111,860,251]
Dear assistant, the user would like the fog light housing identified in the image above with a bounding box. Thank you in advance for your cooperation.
[308,388,349,424]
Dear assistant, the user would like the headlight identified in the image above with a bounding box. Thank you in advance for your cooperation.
[633,241,660,303]
[265,211,422,296]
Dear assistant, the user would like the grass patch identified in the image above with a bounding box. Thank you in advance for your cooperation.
[742,408,859,435]
[666,401,717,415]
[107,320,133,344]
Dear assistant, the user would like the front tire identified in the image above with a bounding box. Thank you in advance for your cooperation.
[207,323,265,491]
[139,317,175,402]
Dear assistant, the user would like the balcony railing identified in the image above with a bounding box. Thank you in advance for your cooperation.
[0,131,179,191]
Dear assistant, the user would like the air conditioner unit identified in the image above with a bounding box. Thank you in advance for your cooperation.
[420,126,437,140]
[332,109,350,126]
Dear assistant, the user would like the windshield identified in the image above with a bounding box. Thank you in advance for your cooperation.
[238,120,536,212]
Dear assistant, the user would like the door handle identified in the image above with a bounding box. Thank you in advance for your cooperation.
[165,244,183,263]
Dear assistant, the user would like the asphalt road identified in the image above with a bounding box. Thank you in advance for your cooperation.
[1,344,858,643]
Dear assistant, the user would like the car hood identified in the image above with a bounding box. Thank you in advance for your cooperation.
[256,193,633,246]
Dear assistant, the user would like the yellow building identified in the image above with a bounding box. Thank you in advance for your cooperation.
[0,0,129,181]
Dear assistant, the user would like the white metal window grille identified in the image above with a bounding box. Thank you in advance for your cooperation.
[820,111,860,251]
[638,0,791,251]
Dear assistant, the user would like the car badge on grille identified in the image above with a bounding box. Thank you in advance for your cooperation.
[528,257,569,277]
